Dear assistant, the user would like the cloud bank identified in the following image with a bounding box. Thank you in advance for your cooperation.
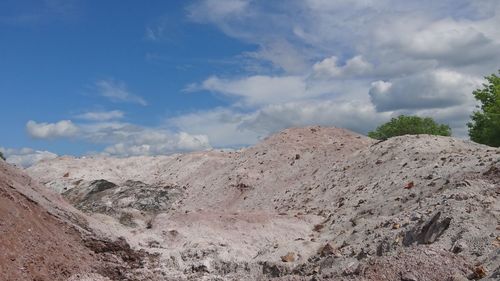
[23,1,500,158]
[178,0,500,143]
[0,147,58,168]
[25,120,211,157]
[26,120,79,139]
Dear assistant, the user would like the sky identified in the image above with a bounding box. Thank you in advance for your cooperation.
[1,0,500,167]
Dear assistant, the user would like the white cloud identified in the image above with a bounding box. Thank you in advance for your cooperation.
[369,69,482,112]
[100,128,211,157]
[166,100,391,148]
[76,110,124,121]
[179,0,500,141]
[177,132,211,151]
[375,17,500,67]
[194,75,311,106]
[244,40,312,74]
[26,120,79,139]
[241,99,390,135]
[0,147,58,168]
[19,1,500,157]
[96,79,147,106]
[167,108,262,147]
[313,55,372,78]
[25,119,211,157]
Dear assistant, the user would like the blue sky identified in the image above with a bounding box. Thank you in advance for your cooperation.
[1,0,500,166]
[1,1,250,155]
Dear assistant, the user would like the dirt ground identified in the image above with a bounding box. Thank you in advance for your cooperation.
[0,161,97,281]
[4,126,499,280]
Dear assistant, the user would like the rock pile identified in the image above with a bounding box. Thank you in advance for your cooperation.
[24,126,500,280]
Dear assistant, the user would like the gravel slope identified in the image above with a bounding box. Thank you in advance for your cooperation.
[27,126,500,280]
[0,160,161,281]
[0,160,101,280]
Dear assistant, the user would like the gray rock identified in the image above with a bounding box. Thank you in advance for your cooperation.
[403,212,452,246]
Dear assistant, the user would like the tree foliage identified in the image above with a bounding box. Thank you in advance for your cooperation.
[0,151,5,161]
[368,115,451,140]
[467,70,500,147]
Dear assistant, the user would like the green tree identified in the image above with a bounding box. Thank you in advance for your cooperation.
[467,70,500,147]
[368,115,451,140]
[0,151,5,161]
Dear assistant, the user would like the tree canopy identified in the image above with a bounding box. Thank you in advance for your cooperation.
[467,70,500,147]
[368,115,451,140]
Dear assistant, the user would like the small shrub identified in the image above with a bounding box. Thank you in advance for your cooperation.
[368,115,451,140]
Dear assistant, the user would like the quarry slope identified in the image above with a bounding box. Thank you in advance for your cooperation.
[0,160,98,281]
[27,126,500,280]
[0,160,162,281]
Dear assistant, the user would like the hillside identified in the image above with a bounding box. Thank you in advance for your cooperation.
[26,126,500,280]
[0,160,161,281]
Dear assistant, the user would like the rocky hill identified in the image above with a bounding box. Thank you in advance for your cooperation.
[0,159,162,281]
[22,126,500,280]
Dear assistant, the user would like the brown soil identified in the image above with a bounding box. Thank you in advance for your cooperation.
[0,160,157,281]
[0,162,96,281]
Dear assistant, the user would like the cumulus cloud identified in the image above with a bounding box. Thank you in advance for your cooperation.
[0,147,58,168]
[81,121,211,156]
[191,75,311,106]
[100,128,211,157]
[313,56,372,78]
[177,132,211,151]
[26,120,79,139]
[179,0,500,143]
[377,17,500,67]
[244,40,312,74]
[166,100,391,148]
[25,119,211,157]
[76,110,124,121]
[21,1,500,156]
[167,108,262,147]
[368,70,482,112]
[241,100,389,135]
[96,79,147,106]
